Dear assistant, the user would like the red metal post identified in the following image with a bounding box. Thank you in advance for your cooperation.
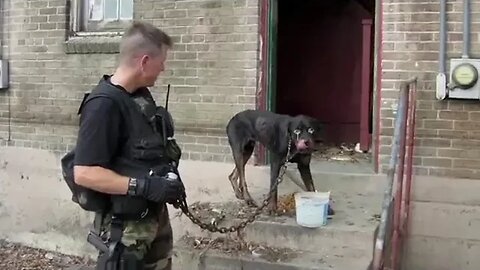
[371,77,416,270]
[402,82,417,236]
[391,83,409,270]
[360,19,373,152]
[373,0,384,174]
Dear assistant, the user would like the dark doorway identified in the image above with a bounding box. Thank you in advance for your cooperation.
[274,0,375,147]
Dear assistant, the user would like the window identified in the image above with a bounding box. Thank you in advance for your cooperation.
[66,0,133,54]
[73,0,134,33]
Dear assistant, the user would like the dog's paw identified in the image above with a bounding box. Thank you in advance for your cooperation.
[266,209,279,216]
[266,204,278,216]
[246,199,258,207]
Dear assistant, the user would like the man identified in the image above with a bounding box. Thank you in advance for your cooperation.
[70,22,184,270]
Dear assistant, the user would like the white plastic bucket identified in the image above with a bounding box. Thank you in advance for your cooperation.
[294,191,330,228]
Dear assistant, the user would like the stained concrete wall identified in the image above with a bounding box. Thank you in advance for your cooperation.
[403,176,480,270]
[0,145,271,259]
[0,147,96,257]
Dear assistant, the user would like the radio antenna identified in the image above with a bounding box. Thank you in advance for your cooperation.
[165,84,171,111]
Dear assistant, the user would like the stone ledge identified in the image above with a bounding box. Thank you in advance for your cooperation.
[64,34,121,54]
[174,239,369,270]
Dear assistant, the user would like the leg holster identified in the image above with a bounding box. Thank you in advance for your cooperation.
[88,213,144,270]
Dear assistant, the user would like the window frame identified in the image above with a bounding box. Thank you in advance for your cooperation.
[69,0,133,36]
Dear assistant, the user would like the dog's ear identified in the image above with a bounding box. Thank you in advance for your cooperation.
[286,117,298,133]
[305,116,325,140]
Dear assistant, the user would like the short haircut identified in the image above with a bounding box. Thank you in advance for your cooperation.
[119,21,173,62]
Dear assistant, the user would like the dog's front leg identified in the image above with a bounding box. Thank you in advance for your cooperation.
[267,156,283,215]
[297,155,316,192]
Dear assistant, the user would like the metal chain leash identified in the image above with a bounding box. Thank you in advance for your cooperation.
[176,139,292,234]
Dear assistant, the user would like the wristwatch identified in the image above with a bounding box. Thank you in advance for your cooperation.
[127,177,138,196]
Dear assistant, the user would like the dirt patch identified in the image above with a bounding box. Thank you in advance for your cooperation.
[182,193,298,226]
[181,234,299,263]
[0,239,95,270]
[277,193,297,216]
[314,143,371,163]
[177,195,301,263]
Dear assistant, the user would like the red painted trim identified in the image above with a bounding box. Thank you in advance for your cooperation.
[360,19,373,152]
[374,0,384,173]
[402,81,417,236]
[254,0,269,166]
[391,86,409,270]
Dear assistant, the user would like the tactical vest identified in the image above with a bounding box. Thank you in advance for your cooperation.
[61,76,182,220]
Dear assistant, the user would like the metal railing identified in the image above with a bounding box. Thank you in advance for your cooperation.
[371,77,418,270]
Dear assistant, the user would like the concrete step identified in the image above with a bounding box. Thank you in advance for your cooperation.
[173,237,372,270]
[409,201,480,241]
[174,169,383,254]
[403,235,480,270]
[402,180,480,270]
[175,191,380,253]
[309,157,376,175]
[411,175,480,206]
[170,159,382,269]
[239,214,377,254]
[282,163,387,196]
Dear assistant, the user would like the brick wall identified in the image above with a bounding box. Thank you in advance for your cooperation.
[0,0,259,163]
[2,0,480,178]
[380,0,480,179]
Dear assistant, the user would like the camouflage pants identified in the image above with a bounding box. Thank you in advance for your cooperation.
[99,204,173,270]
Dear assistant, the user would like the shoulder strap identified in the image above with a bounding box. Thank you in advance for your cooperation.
[77,81,132,116]
[155,106,175,137]
[77,92,90,115]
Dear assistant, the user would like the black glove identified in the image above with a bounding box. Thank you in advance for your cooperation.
[135,175,185,204]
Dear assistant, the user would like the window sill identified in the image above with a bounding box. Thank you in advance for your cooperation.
[64,32,123,54]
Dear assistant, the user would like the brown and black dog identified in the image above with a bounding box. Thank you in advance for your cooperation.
[226,109,333,215]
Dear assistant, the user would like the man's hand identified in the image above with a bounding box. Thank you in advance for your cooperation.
[135,175,185,204]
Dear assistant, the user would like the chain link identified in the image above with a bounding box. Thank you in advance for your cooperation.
[177,139,292,234]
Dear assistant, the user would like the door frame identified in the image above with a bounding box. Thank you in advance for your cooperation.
[360,19,374,152]
[254,0,277,166]
[255,0,384,173]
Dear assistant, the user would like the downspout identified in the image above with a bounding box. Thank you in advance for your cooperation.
[0,0,4,60]
[462,0,471,59]
[0,0,11,142]
[436,0,447,100]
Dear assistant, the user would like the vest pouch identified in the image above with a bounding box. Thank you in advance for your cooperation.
[131,136,165,161]
[109,159,152,220]
[131,147,165,161]
[165,138,182,165]
[61,149,110,212]
[110,195,149,220]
